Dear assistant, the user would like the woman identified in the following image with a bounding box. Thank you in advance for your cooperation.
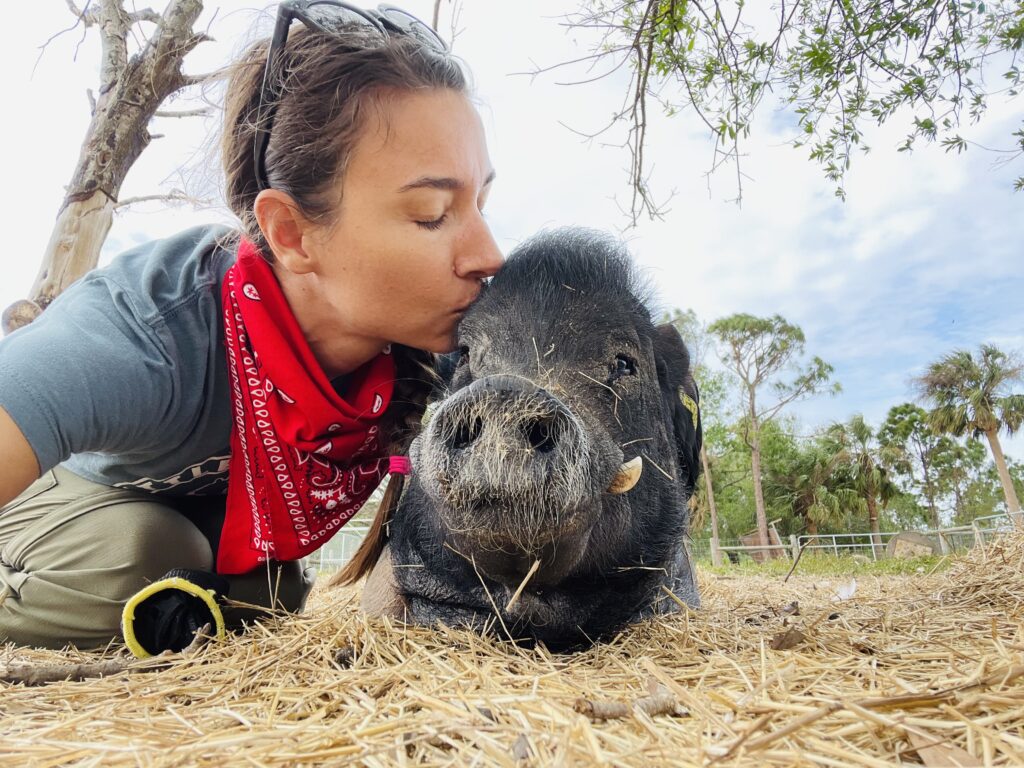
[0,2,502,651]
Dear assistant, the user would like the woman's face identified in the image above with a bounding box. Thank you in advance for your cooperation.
[306,88,502,355]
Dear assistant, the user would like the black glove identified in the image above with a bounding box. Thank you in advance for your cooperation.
[121,569,229,658]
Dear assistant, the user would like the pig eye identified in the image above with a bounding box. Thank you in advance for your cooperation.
[610,354,636,381]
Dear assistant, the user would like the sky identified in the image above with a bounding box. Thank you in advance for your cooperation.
[1,1,1021,460]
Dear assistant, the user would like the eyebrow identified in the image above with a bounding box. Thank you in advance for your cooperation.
[398,169,497,193]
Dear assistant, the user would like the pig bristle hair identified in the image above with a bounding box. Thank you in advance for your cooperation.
[419,385,593,555]
[487,227,656,322]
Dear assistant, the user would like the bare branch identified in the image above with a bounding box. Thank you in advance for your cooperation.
[114,190,208,210]
[128,7,161,25]
[153,107,211,118]
[33,0,96,75]
[65,0,97,25]
[0,659,129,685]
[514,47,631,79]
[178,70,218,89]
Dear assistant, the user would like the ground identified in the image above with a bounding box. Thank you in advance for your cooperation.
[1,537,1022,766]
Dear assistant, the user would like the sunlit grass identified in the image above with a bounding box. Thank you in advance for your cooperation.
[697,552,951,578]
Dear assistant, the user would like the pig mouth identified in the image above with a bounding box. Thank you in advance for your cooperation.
[442,506,595,588]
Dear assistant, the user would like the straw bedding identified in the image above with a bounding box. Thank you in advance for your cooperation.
[2,535,1022,767]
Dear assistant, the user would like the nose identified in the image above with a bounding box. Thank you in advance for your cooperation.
[454,212,503,280]
[435,375,566,455]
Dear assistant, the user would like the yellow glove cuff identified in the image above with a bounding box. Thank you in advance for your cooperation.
[121,576,227,659]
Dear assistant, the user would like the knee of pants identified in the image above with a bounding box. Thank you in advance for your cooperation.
[0,502,214,648]
[5,501,214,598]
[97,503,216,597]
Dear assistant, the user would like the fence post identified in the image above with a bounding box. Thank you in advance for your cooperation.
[711,537,723,568]
[833,536,839,556]
[789,535,800,561]
[973,521,983,551]
[938,532,950,556]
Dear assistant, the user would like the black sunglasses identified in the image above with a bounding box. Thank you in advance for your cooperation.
[253,1,448,191]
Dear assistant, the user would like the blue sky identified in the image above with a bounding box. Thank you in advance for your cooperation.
[2,1,1022,459]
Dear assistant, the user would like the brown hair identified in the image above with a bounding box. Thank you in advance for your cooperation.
[221,23,468,255]
[220,22,463,583]
[328,345,439,587]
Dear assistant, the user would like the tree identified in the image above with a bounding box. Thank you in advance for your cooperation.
[767,438,859,537]
[934,438,989,522]
[915,344,1024,520]
[824,415,899,555]
[708,313,838,552]
[563,1,1024,220]
[957,457,1024,523]
[878,402,955,528]
[2,0,211,334]
[883,490,930,531]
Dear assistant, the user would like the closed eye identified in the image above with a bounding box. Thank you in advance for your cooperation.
[416,214,447,230]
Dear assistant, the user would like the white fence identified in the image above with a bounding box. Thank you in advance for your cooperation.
[709,511,1023,564]
[306,512,1023,573]
[306,521,371,573]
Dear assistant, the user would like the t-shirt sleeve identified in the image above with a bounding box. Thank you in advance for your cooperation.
[0,275,180,474]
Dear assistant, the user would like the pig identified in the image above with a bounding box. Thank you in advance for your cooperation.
[349,228,702,648]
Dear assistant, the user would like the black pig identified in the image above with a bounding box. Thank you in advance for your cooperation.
[355,228,702,648]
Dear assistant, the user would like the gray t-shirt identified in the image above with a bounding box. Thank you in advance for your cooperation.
[0,224,239,495]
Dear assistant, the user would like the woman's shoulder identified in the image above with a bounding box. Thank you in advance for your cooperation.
[80,223,239,322]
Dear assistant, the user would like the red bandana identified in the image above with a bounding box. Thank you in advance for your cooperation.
[218,238,396,574]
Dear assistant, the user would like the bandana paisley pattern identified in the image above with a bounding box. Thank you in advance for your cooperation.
[218,238,396,574]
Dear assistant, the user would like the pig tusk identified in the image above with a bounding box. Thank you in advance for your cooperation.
[607,456,643,494]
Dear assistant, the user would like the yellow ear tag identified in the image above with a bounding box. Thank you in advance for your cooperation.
[678,390,699,429]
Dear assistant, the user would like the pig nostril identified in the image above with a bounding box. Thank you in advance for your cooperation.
[452,416,483,450]
[523,418,557,453]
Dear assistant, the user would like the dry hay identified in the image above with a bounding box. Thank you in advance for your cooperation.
[2,536,1023,767]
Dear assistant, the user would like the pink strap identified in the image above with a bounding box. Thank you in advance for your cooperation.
[389,455,412,475]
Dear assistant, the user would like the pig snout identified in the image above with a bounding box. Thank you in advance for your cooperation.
[418,374,597,586]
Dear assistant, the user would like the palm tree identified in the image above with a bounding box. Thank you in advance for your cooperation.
[916,345,1024,520]
[824,415,899,556]
[768,441,859,537]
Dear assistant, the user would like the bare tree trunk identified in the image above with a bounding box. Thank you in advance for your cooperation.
[919,448,940,528]
[924,483,939,528]
[3,0,208,334]
[30,192,115,309]
[747,407,772,556]
[953,484,966,523]
[700,445,722,567]
[985,429,1022,523]
[867,495,881,558]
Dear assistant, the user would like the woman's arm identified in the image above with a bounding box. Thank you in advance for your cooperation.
[0,406,41,509]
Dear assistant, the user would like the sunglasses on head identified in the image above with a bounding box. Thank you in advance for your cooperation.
[253,1,448,192]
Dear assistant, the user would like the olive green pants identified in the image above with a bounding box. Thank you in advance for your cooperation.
[0,466,316,649]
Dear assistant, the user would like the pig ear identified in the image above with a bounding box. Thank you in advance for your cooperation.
[653,324,702,495]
